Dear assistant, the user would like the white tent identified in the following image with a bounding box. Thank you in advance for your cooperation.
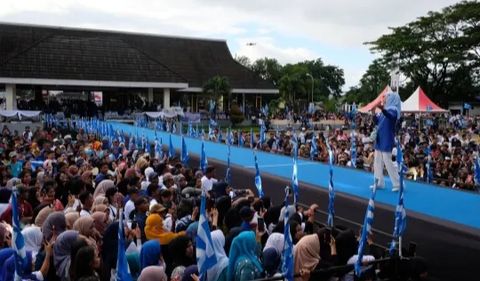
[401,87,448,113]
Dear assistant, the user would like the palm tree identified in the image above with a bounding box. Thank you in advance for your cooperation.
[202,76,232,118]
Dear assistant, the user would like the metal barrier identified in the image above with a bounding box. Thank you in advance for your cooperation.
[251,257,401,281]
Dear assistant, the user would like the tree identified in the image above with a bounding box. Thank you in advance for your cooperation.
[202,76,232,115]
[279,73,306,110]
[358,59,390,103]
[366,1,480,106]
[234,55,252,69]
[250,58,283,86]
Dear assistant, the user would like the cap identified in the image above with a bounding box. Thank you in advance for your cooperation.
[163,173,174,181]
[9,151,18,158]
[150,203,166,214]
[240,206,254,218]
[64,135,72,139]
[148,172,159,180]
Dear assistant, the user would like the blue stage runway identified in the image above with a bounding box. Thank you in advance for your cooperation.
[112,122,480,229]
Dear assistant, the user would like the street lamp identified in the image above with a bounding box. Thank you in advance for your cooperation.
[306,73,314,104]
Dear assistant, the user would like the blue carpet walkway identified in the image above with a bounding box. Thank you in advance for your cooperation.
[112,122,480,229]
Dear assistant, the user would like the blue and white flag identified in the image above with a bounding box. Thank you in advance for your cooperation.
[201,126,205,140]
[12,190,27,281]
[292,146,299,204]
[355,179,378,277]
[196,123,200,138]
[209,101,215,112]
[116,210,132,281]
[166,122,170,133]
[250,129,254,149]
[281,188,294,281]
[310,133,317,159]
[169,134,175,158]
[426,146,433,183]
[390,142,407,256]
[475,152,480,192]
[327,142,335,227]
[200,141,208,174]
[464,103,471,110]
[181,136,189,167]
[351,121,357,168]
[218,127,223,143]
[226,144,231,185]
[172,123,177,134]
[197,194,217,280]
[239,131,244,147]
[209,118,218,127]
[275,127,280,152]
[260,125,266,145]
[253,152,263,198]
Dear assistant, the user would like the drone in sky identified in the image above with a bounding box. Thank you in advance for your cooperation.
[246,42,256,46]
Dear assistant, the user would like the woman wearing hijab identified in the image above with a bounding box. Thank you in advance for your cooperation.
[138,266,167,281]
[54,230,80,280]
[262,248,281,278]
[371,91,402,191]
[81,171,94,194]
[206,230,229,281]
[33,203,52,226]
[139,239,163,271]
[93,180,115,198]
[145,214,186,245]
[91,211,109,234]
[22,226,43,258]
[264,233,284,256]
[180,265,199,281]
[72,246,101,281]
[73,217,98,243]
[293,234,321,281]
[65,212,80,228]
[1,251,34,281]
[0,248,14,268]
[169,235,194,277]
[101,221,132,281]
[227,231,263,281]
[42,212,68,240]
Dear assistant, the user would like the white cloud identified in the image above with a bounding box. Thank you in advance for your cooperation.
[0,0,461,87]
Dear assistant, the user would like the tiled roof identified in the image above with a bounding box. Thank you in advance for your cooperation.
[0,23,276,90]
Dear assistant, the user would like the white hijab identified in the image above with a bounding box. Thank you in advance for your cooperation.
[206,230,229,281]
[22,226,43,258]
[264,233,284,256]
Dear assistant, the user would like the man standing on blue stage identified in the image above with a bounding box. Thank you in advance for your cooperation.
[371,91,401,192]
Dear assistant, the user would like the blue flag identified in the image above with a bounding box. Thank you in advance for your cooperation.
[181,136,190,167]
[250,129,254,149]
[200,141,208,174]
[116,210,132,281]
[196,194,217,280]
[169,134,175,158]
[310,133,317,159]
[355,179,378,277]
[351,121,357,168]
[218,127,223,143]
[291,146,299,204]
[226,144,231,185]
[475,152,480,192]
[239,131,244,147]
[253,152,263,198]
[327,143,336,227]
[464,103,471,110]
[390,142,407,256]
[154,134,163,160]
[281,188,294,281]
[426,146,433,183]
[12,189,27,281]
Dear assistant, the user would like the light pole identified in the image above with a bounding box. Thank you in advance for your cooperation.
[306,73,314,104]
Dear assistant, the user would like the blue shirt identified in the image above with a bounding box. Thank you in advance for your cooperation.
[373,109,397,152]
[7,162,22,178]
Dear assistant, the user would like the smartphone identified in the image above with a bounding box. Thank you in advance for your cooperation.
[257,218,265,232]
[229,191,234,198]
[131,221,138,230]
[408,242,417,257]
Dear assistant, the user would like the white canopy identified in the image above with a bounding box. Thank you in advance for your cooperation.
[0,110,42,119]
[401,87,448,113]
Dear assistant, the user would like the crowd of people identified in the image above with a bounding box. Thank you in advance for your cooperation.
[0,121,430,281]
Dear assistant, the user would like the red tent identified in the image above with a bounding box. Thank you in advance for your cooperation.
[401,87,448,113]
[358,86,391,113]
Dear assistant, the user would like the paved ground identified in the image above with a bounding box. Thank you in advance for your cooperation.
[183,152,480,281]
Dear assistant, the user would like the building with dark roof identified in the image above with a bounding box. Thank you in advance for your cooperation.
[0,22,277,111]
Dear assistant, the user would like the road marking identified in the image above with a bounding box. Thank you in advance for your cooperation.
[246,162,319,168]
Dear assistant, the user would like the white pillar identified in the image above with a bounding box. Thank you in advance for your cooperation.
[147,88,154,102]
[5,84,16,110]
[163,88,170,109]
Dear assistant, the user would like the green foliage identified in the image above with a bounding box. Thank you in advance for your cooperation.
[202,76,232,110]
[365,0,480,106]
[235,57,346,110]
[229,105,245,126]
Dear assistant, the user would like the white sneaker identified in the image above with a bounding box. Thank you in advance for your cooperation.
[392,187,399,192]
[370,185,385,189]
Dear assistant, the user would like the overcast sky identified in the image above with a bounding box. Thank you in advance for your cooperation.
[1,0,460,88]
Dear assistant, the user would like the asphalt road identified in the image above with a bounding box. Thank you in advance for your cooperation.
[183,152,480,281]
